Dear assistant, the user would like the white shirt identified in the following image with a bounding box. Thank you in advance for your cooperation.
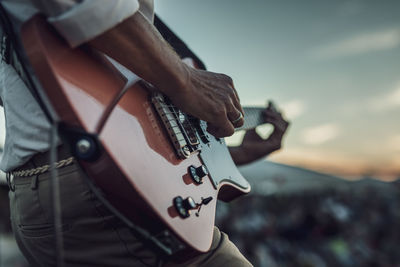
[0,0,154,172]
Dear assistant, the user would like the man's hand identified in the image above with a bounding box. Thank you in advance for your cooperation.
[88,12,243,138]
[229,102,290,166]
[170,67,244,137]
[264,101,289,135]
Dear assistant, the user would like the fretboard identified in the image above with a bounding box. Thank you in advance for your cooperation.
[236,107,266,131]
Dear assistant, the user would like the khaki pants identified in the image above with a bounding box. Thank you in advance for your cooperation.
[9,163,252,267]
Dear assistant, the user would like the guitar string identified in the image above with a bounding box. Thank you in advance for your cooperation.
[162,111,263,129]
[162,103,264,121]
[163,117,263,132]
[161,107,263,121]
[163,103,271,134]
[168,104,200,144]
[160,104,265,132]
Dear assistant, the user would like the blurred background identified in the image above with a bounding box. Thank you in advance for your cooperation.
[1,0,400,266]
[156,0,400,181]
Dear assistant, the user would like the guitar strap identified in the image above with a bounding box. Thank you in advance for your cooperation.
[0,3,56,122]
[154,15,206,70]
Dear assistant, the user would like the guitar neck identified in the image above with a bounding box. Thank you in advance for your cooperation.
[236,107,266,131]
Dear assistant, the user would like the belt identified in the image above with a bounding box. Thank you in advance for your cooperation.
[9,145,75,178]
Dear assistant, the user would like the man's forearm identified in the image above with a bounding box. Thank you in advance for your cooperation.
[229,129,285,166]
[88,11,244,137]
[229,142,278,166]
[88,11,188,96]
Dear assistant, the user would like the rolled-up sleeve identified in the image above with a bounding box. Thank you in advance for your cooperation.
[48,0,140,47]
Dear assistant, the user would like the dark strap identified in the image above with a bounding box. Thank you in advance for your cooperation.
[0,3,55,123]
[154,15,206,70]
[0,3,10,64]
[0,4,30,83]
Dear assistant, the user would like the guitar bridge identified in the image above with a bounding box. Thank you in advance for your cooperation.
[151,93,199,159]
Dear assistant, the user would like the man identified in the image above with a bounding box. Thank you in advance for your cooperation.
[0,0,288,266]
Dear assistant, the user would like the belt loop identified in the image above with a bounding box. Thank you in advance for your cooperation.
[31,174,39,190]
[6,173,15,192]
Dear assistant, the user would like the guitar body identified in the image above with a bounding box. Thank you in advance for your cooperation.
[21,16,250,255]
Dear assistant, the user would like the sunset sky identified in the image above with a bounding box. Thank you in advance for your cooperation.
[156,0,400,180]
[1,0,399,180]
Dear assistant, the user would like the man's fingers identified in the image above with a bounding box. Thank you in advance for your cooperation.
[207,98,243,137]
[225,89,244,128]
[229,86,245,119]
[207,119,235,138]
[227,108,244,128]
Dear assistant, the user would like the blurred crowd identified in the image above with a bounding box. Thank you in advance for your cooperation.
[217,185,400,267]
[1,182,400,266]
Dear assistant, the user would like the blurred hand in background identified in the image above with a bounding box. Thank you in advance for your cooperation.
[230,101,290,166]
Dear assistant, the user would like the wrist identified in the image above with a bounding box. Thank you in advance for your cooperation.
[157,60,191,97]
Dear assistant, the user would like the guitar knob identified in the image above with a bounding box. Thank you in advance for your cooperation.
[183,197,197,210]
[174,196,197,218]
[188,165,209,184]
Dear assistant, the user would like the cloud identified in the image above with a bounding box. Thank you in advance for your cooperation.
[301,123,341,145]
[387,135,400,152]
[338,84,400,115]
[338,0,365,16]
[310,28,400,60]
[280,100,306,120]
[270,146,368,177]
[369,86,400,111]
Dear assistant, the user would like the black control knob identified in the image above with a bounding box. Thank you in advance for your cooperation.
[173,196,197,219]
[183,197,196,210]
[188,165,209,184]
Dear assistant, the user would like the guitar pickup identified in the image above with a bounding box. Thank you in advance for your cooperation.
[151,93,197,159]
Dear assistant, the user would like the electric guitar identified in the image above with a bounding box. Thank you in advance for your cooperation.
[21,15,272,258]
